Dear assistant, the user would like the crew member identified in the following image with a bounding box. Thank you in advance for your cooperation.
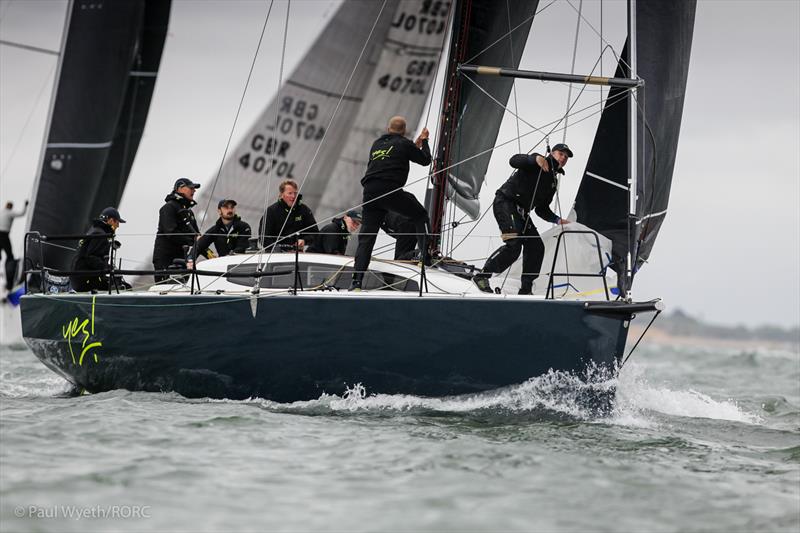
[0,200,28,289]
[71,207,129,292]
[153,178,201,282]
[381,212,417,260]
[473,144,573,295]
[192,199,252,259]
[307,210,362,255]
[258,180,318,252]
[351,116,431,290]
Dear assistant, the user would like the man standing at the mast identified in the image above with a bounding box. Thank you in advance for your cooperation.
[351,116,431,291]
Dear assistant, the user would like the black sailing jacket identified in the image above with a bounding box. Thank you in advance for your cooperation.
[193,216,251,258]
[307,218,349,255]
[258,198,318,249]
[153,192,200,265]
[497,153,563,223]
[73,219,114,272]
[361,133,431,188]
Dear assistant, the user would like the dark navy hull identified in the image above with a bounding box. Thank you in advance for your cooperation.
[20,293,631,402]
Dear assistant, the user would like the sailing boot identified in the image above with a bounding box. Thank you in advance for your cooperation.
[518,276,533,295]
[349,272,363,292]
[472,272,493,293]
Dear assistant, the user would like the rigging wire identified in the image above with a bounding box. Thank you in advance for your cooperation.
[562,0,583,143]
[0,61,56,181]
[255,0,388,275]
[256,0,291,269]
[461,0,558,65]
[564,0,630,74]
[506,0,522,154]
[198,0,275,226]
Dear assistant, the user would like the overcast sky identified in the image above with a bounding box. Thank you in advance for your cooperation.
[1,0,798,327]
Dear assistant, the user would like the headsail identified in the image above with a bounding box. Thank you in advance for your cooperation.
[430,0,539,234]
[573,1,696,280]
[28,0,171,269]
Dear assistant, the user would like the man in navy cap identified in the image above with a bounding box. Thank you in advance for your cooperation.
[70,207,129,292]
[192,199,252,260]
[473,143,573,295]
[153,178,201,282]
[307,210,362,255]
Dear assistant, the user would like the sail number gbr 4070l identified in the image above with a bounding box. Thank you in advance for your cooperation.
[238,96,324,178]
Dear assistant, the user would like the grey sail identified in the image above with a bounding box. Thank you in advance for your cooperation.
[315,0,450,221]
[28,0,171,270]
[198,0,396,227]
[572,1,696,281]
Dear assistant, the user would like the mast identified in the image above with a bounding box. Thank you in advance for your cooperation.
[626,0,638,298]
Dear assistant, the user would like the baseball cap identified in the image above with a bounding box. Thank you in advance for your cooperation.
[345,210,363,222]
[217,199,237,208]
[100,207,126,223]
[174,177,201,190]
[551,143,574,158]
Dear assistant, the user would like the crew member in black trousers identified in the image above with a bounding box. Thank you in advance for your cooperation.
[474,144,573,295]
[351,116,431,290]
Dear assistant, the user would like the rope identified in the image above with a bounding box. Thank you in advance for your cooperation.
[506,0,522,154]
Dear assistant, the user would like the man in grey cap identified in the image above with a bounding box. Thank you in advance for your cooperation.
[473,143,573,295]
[307,210,362,255]
[153,178,201,282]
[70,207,128,292]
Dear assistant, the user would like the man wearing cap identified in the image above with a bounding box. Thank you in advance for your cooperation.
[192,199,252,260]
[473,144,574,295]
[70,207,129,292]
[153,178,201,282]
[307,210,362,255]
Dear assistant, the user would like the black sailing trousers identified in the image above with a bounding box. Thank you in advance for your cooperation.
[353,180,430,279]
[481,193,545,292]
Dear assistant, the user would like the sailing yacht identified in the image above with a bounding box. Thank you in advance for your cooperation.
[18,0,695,406]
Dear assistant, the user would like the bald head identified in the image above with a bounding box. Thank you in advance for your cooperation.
[387,116,407,135]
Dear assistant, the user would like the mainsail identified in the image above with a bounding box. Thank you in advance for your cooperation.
[572,1,696,279]
[429,0,538,235]
[28,0,171,270]
[202,0,449,227]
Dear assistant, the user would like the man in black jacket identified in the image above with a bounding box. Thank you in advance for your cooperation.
[258,180,318,251]
[153,178,201,282]
[473,144,573,295]
[192,199,251,259]
[351,116,431,290]
[307,210,361,255]
[71,207,127,292]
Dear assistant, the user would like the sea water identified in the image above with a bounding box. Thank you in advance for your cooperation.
[0,339,798,532]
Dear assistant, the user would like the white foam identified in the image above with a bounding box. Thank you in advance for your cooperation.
[614,362,761,425]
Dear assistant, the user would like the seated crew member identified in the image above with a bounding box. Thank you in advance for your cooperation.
[307,210,362,255]
[70,207,129,292]
[153,177,201,282]
[473,143,573,295]
[258,180,318,252]
[381,212,417,260]
[351,115,432,290]
[192,199,252,260]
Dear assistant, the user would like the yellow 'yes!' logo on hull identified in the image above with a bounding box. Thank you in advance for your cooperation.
[62,295,102,365]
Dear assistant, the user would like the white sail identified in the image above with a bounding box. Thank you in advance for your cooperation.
[316,0,449,220]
